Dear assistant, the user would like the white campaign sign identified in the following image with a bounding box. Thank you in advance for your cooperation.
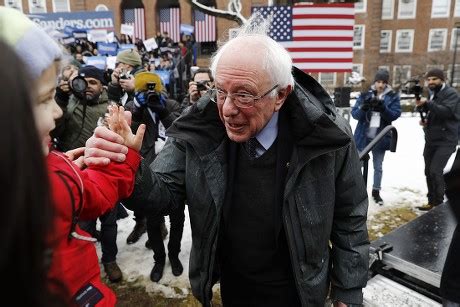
[120,24,134,36]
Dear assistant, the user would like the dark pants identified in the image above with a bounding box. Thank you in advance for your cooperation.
[146,202,185,263]
[79,205,118,264]
[423,145,456,205]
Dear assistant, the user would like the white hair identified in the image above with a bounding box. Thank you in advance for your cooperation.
[210,13,295,94]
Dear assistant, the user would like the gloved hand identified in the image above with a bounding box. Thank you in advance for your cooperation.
[360,102,370,112]
[373,100,385,112]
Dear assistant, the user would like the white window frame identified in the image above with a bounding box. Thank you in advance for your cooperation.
[52,0,70,12]
[319,72,337,87]
[353,25,365,50]
[382,0,395,19]
[4,0,23,12]
[431,0,451,18]
[29,0,47,13]
[428,28,448,51]
[380,30,392,53]
[344,64,364,86]
[450,28,460,50]
[355,0,367,13]
[455,0,460,16]
[395,29,415,52]
[398,0,417,19]
[393,65,412,87]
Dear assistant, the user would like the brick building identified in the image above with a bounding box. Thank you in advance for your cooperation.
[4,0,460,92]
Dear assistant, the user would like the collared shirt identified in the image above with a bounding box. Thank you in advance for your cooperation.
[253,111,279,157]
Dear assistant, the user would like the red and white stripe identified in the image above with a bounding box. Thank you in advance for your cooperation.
[195,11,216,42]
[279,3,355,73]
[133,8,145,40]
[160,7,181,43]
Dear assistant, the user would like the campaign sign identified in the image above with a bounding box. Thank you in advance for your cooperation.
[155,70,170,86]
[119,44,135,51]
[97,42,118,56]
[28,11,114,32]
[85,56,107,70]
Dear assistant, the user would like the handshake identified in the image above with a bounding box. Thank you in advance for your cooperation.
[360,96,385,112]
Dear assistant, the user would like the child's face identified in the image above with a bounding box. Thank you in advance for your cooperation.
[34,62,63,155]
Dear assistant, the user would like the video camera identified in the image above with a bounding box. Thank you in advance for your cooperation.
[402,79,423,100]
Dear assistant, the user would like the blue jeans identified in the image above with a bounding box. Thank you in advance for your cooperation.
[372,149,386,190]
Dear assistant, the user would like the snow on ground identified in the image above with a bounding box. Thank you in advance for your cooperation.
[96,114,436,303]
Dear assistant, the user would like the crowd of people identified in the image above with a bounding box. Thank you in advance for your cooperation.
[1,5,460,307]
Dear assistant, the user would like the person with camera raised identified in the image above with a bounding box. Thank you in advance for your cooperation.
[415,68,460,211]
[180,67,214,111]
[124,72,184,283]
[352,69,401,205]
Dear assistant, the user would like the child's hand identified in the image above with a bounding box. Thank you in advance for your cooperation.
[107,105,145,152]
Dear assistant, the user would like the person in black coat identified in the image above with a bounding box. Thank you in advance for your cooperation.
[441,148,460,306]
[416,68,460,211]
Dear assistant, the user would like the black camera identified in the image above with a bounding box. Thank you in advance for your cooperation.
[402,79,423,100]
[196,80,208,92]
[145,82,161,106]
[119,70,130,80]
[361,90,383,111]
[70,75,88,95]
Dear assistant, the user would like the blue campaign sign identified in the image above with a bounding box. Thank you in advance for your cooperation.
[155,70,170,86]
[97,42,118,56]
[119,44,135,51]
[28,11,114,32]
[85,56,107,70]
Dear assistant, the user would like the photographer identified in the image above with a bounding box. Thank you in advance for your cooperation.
[180,67,214,111]
[124,72,184,283]
[352,69,401,205]
[415,68,460,211]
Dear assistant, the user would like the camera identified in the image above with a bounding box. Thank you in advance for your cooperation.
[119,70,130,80]
[70,75,88,95]
[402,79,423,100]
[196,80,208,92]
[361,90,384,111]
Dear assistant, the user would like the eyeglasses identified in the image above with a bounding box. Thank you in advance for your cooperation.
[209,84,278,109]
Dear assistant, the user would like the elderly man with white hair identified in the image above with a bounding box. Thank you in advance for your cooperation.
[85,15,369,307]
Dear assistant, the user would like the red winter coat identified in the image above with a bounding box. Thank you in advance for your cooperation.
[46,149,141,306]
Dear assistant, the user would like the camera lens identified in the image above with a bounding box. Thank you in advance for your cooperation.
[71,76,88,93]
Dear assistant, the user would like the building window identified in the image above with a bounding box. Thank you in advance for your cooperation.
[398,0,417,19]
[395,29,415,52]
[451,28,460,50]
[29,0,47,13]
[319,73,336,88]
[344,64,364,86]
[353,25,365,49]
[95,4,109,11]
[380,30,392,53]
[52,0,70,12]
[432,0,451,18]
[4,0,23,12]
[428,29,447,51]
[393,65,411,87]
[355,0,367,13]
[455,0,460,16]
[382,0,394,19]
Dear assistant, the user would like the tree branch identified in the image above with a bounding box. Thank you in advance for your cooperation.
[188,0,247,25]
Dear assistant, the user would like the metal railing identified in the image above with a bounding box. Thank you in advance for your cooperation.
[359,125,398,185]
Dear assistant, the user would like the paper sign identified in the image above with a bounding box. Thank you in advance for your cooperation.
[143,37,158,51]
[121,24,134,36]
[97,42,118,56]
[106,56,117,70]
[85,56,107,70]
[88,29,108,43]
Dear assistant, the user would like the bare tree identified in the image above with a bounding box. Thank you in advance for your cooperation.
[189,0,247,25]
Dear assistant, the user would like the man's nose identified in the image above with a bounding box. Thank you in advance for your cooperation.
[222,96,239,116]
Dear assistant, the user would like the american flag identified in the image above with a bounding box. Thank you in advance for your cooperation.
[123,8,145,40]
[160,7,181,43]
[194,9,216,42]
[252,3,355,73]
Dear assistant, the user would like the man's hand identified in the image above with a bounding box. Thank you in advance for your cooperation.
[119,77,135,92]
[85,126,129,166]
[415,97,427,107]
[65,147,86,169]
[188,81,201,103]
[111,68,121,85]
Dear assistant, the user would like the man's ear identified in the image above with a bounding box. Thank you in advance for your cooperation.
[274,84,292,112]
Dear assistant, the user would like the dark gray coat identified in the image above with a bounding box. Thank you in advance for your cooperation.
[424,85,460,146]
[124,68,369,306]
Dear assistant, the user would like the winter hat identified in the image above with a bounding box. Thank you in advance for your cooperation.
[426,68,445,81]
[134,72,163,93]
[116,49,142,67]
[0,6,62,80]
[78,65,106,85]
[374,69,390,83]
